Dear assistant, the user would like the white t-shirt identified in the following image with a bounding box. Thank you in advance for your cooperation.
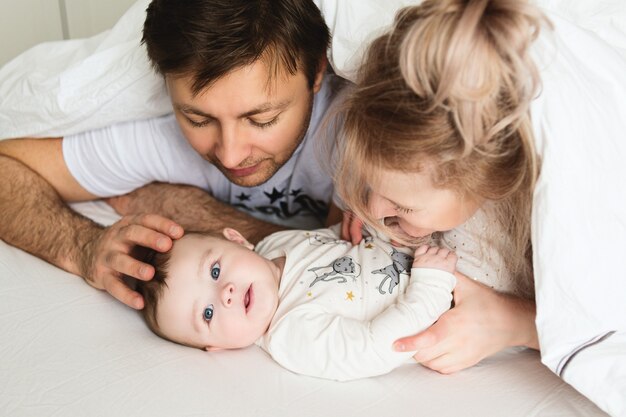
[254,227,455,381]
[62,76,342,229]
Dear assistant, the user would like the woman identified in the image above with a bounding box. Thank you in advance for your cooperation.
[336,0,626,414]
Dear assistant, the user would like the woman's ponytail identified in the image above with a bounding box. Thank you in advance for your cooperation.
[398,0,547,156]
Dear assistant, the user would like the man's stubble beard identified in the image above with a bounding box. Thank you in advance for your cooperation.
[208,91,315,188]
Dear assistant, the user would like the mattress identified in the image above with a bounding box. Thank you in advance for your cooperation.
[0,202,607,417]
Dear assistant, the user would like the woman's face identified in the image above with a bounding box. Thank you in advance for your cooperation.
[367,168,482,239]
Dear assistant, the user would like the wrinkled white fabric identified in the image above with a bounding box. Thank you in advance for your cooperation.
[0,0,169,139]
[1,0,624,139]
[530,12,626,417]
[0,0,417,139]
[0,1,625,414]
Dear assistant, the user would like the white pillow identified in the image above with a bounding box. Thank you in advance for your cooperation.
[0,0,169,139]
[0,0,417,140]
[3,0,622,140]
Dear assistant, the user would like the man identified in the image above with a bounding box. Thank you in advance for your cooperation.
[0,0,344,310]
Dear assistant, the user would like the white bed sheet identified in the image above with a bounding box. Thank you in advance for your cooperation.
[0,202,607,417]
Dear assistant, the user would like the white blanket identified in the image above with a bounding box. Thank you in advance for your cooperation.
[0,0,418,139]
[0,0,624,140]
[0,1,625,415]
[0,201,607,417]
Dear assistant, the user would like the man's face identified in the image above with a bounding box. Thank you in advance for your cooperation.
[167,60,323,187]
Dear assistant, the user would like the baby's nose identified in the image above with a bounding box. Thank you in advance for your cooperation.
[221,283,235,307]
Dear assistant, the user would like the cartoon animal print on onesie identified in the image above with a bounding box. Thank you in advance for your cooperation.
[307,232,349,246]
[308,256,361,287]
[372,248,414,295]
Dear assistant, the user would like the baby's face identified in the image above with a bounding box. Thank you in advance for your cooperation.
[156,233,281,350]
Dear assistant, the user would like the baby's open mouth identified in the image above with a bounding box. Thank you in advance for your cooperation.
[244,285,253,313]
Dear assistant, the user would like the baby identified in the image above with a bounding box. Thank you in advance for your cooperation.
[137,226,457,381]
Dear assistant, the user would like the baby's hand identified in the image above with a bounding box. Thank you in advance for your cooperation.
[412,245,457,274]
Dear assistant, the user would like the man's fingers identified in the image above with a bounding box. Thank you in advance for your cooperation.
[103,275,145,310]
[130,213,184,239]
[107,252,154,281]
[117,223,176,253]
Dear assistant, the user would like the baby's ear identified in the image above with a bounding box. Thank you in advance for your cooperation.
[222,228,254,250]
[204,346,222,352]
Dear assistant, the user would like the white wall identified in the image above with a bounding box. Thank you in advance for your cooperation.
[0,0,136,67]
[63,0,138,39]
[0,0,65,67]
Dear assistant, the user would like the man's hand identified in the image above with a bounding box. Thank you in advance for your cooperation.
[105,182,284,244]
[0,155,186,310]
[106,188,154,216]
[81,214,183,309]
[393,272,538,374]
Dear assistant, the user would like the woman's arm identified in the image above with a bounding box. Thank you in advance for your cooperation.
[394,272,538,374]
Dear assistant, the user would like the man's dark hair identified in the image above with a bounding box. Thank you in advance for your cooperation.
[142,0,330,95]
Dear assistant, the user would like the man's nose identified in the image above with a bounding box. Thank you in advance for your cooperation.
[215,125,250,169]
[220,283,235,307]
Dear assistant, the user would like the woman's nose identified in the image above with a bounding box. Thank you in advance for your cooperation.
[221,283,235,307]
[368,194,395,218]
[398,219,433,238]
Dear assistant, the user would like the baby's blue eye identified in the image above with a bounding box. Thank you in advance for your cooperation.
[203,304,214,321]
[211,262,221,280]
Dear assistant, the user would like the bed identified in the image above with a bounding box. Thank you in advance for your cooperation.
[0,201,607,417]
[1,0,625,416]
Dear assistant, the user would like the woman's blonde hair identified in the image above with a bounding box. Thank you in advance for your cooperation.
[336,0,550,296]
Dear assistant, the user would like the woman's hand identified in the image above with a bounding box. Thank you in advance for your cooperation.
[340,211,365,245]
[393,272,538,374]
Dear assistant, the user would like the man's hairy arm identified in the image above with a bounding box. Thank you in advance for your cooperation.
[0,154,103,277]
[108,182,286,244]
[0,139,182,309]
